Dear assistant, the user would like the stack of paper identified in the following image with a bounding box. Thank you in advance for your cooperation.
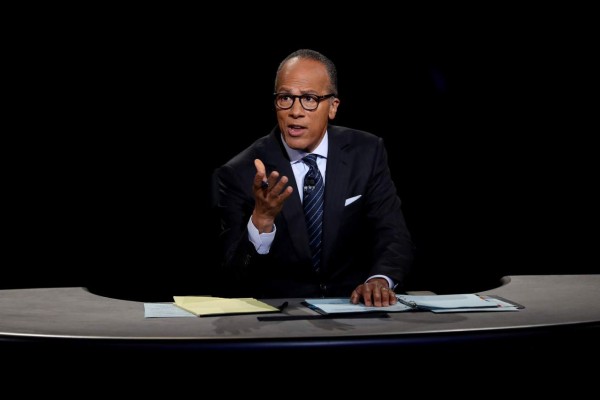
[396,294,522,313]
[303,298,413,315]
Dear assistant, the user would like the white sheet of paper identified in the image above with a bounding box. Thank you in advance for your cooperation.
[144,303,196,318]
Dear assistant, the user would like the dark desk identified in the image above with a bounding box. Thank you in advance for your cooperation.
[2,275,599,389]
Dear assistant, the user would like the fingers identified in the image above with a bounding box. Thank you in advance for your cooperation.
[253,159,294,199]
[350,288,361,304]
[352,283,396,307]
[379,286,397,307]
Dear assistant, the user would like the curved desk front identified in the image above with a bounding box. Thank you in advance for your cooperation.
[2,275,599,368]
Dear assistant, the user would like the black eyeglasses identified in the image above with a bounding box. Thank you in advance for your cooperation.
[274,93,336,111]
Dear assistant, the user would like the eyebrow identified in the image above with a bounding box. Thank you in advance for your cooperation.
[276,88,319,95]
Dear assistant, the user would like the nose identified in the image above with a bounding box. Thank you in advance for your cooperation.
[289,97,305,117]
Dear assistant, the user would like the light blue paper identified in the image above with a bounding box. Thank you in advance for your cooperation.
[144,303,196,318]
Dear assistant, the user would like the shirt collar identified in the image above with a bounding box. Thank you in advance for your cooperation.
[281,131,329,164]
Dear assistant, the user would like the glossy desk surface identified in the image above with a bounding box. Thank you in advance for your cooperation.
[1,275,599,342]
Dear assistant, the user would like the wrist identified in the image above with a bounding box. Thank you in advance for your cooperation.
[251,213,274,234]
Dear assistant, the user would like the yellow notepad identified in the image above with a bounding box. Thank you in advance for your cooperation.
[173,296,280,317]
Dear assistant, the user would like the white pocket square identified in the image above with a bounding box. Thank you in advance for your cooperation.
[345,195,361,206]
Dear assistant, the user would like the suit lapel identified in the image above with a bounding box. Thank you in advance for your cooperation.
[322,127,350,268]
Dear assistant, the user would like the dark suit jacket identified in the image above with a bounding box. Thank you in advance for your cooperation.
[213,124,414,298]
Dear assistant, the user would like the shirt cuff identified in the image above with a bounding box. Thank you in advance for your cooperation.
[247,217,276,255]
[366,275,395,290]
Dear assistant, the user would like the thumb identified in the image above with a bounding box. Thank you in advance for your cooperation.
[254,159,267,185]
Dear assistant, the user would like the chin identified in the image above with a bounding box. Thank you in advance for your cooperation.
[285,136,309,151]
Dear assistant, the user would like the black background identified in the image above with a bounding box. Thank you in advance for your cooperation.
[4,15,597,300]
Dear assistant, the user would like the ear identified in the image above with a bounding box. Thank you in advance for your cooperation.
[328,98,340,120]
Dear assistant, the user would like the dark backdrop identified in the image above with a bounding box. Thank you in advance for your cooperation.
[5,19,597,300]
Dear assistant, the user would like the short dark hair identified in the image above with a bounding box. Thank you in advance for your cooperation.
[275,49,338,96]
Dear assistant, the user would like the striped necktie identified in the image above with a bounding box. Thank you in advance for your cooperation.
[302,154,324,271]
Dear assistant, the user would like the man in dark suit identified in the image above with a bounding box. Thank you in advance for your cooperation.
[213,49,414,306]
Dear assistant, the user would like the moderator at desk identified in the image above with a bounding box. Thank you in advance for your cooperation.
[2,275,599,369]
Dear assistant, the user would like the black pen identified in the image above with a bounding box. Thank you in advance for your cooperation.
[276,301,288,312]
[261,180,269,189]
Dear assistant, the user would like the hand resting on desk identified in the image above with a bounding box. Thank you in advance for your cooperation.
[350,278,398,307]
